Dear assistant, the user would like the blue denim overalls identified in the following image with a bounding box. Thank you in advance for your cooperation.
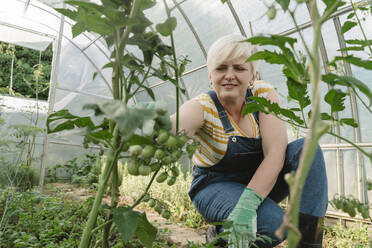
[189,89,328,247]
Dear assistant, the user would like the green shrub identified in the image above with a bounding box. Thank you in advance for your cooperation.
[0,42,52,100]
[47,154,101,189]
[0,163,39,191]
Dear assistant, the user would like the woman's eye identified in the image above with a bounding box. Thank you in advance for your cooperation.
[216,67,226,71]
[235,67,246,71]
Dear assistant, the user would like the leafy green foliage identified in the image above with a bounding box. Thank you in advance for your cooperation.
[333,55,372,70]
[324,89,346,113]
[156,17,177,37]
[274,0,290,12]
[341,20,358,34]
[47,154,101,189]
[324,223,370,248]
[0,42,52,100]
[112,207,140,240]
[322,73,372,107]
[0,191,101,247]
[331,195,370,219]
[0,190,171,248]
[243,96,304,125]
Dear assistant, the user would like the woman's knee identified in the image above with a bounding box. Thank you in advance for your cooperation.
[256,198,286,247]
[285,138,326,172]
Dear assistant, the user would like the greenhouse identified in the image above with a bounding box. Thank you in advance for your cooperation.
[0,0,371,247]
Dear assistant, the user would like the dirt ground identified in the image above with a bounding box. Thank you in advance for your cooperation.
[43,183,287,247]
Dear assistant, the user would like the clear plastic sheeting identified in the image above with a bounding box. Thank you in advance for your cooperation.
[0,0,57,51]
[0,22,52,51]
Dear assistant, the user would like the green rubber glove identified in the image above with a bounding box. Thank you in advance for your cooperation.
[226,187,264,248]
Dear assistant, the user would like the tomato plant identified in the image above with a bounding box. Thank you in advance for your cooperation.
[47,0,196,247]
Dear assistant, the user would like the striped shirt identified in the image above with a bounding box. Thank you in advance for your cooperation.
[192,80,273,168]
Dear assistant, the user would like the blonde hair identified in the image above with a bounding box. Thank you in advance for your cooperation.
[207,34,259,75]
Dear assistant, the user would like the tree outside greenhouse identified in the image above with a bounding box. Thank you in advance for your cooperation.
[0,0,371,248]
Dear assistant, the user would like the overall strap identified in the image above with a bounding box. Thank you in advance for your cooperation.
[206,90,234,133]
[245,88,259,125]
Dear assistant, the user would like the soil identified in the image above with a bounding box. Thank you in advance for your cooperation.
[42,183,287,247]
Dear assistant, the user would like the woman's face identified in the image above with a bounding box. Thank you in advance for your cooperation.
[209,56,253,104]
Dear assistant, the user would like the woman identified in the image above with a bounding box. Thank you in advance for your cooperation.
[171,34,328,248]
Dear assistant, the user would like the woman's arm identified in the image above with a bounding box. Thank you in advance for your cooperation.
[170,99,204,136]
[247,88,288,198]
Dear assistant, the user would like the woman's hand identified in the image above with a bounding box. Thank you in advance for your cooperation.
[227,187,264,246]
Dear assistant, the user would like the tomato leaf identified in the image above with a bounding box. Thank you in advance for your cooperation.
[324,89,346,113]
[245,35,297,49]
[156,17,177,37]
[341,21,357,34]
[112,207,140,241]
[340,118,358,128]
[135,212,157,248]
[334,55,372,70]
[274,0,289,11]
[47,110,95,133]
[322,73,372,106]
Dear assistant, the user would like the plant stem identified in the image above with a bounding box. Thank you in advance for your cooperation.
[92,219,113,234]
[286,1,324,247]
[79,127,121,248]
[128,66,152,99]
[131,169,160,209]
[288,10,312,61]
[163,0,180,133]
[354,90,372,114]
[350,0,372,54]
[328,131,371,158]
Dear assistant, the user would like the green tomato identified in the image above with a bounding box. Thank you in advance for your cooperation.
[162,156,173,165]
[142,194,150,202]
[83,143,89,149]
[172,150,183,160]
[141,145,155,159]
[129,145,142,157]
[154,149,166,160]
[171,167,180,177]
[155,101,168,115]
[186,144,197,158]
[156,172,168,183]
[156,131,169,144]
[138,165,152,176]
[177,135,188,148]
[167,176,177,186]
[154,204,162,214]
[148,199,156,208]
[167,136,178,150]
[267,6,276,20]
[127,161,139,176]
[122,143,130,152]
[161,210,171,219]
[99,149,104,156]
[150,162,161,172]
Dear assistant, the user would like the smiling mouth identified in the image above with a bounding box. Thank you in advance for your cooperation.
[222,84,237,87]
